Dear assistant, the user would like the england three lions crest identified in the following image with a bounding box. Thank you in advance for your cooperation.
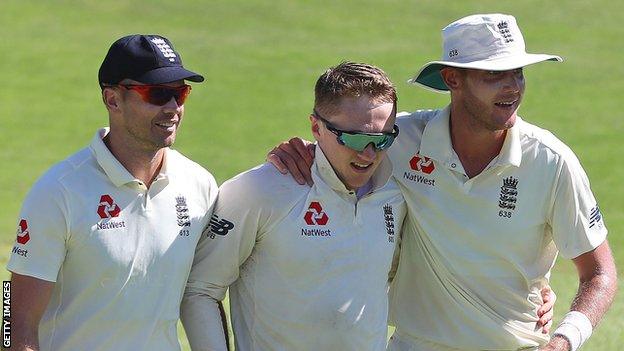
[498,176,518,218]
[383,204,395,243]
[176,196,191,227]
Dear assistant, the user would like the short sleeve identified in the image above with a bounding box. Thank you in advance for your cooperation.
[195,168,220,232]
[550,151,607,259]
[185,173,267,301]
[6,176,69,282]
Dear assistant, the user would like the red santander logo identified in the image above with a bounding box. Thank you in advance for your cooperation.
[304,201,329,226]
[409,154,435,174]
[16,219,30,244]
[97,195,121,219]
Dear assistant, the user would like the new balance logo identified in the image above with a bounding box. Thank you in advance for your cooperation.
[589,206,603,228]
[209,214,234,238]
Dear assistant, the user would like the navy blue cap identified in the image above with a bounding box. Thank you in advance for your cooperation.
[98,34,204,87]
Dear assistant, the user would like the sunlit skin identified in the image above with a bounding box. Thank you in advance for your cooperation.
[102,79,186,186]
[457,68,525,132]
[311,95,395,191]
[442,67,525,177]
[109,79,185,151]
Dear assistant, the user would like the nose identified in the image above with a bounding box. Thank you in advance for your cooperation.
[357,144,377,161]
[503,71,524,93]
[162,97,182,114]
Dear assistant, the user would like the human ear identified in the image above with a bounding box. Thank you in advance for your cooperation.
[310,114,321,139]
[440,68,462,91]
[102,87,121,112]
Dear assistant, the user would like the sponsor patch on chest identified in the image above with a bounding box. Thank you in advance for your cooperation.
[301,201,332,237]
[404,154,436,186]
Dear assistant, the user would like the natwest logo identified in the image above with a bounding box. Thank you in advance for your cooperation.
[16,219,30,245]
[97,195,121,219]
[409,154,435,174]
[304,201,329,226]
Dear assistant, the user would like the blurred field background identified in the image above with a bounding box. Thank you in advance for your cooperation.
[1,0,621,349]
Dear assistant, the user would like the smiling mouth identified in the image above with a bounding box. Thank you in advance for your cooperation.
[351,162,372,171]
[494,99,518,108]
[155,121,177,130]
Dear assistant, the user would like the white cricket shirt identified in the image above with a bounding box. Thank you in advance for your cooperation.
[184,148,406,351]
[386,107,607,350]
[7,128,217,351]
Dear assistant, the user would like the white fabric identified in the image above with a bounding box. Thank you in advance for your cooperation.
[180,291,228,351]
[184,147,406,351]
[7,128,218,351]
[553,311,593,351]
[386,107,607,350]
[409,13,562,92]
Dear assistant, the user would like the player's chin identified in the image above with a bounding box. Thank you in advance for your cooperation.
[160,135,177,148]
[489,114,516,131]
[347,167,376,188]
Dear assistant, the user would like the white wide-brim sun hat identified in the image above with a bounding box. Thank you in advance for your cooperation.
[409,14,563,93]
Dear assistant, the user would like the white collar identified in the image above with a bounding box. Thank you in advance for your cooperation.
[419,105,522,168]
[89,128,171,187]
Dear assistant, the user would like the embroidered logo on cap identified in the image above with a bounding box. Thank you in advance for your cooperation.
[497,21,514,43]
[150,37,177,62]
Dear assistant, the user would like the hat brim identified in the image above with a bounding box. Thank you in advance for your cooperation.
[135,66,205,84]
[408,53,563,93]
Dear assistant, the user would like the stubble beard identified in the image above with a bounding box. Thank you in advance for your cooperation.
[126,125,175,153]
[462,90,517,132]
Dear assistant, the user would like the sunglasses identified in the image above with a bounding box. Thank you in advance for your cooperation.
[313,109,399,152]
[116,84,192,106]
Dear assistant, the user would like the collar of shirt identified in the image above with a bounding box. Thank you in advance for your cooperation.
[89,128,170,187]
[419,105,522,170]
[312,143,394,196]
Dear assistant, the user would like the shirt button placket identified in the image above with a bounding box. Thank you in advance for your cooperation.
[136,182,149,210]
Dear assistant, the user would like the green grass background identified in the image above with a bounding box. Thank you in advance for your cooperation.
[1,0,622,349]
